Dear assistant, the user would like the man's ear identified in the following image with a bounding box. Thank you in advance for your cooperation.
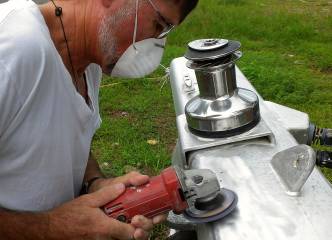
[101,0,113,8]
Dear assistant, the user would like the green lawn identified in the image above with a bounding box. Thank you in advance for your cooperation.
[92,0,331,238]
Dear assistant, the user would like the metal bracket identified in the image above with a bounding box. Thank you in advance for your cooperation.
[271,144,316,195]
[176,114,274,165]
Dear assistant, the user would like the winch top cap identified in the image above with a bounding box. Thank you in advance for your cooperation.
[185,38,241,62]
[188,39,229,51]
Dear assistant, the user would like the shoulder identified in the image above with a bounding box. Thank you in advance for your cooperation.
[0,1,58,97]
[0,1,53,67]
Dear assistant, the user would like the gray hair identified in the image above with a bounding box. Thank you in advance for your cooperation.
[98,1,136,66]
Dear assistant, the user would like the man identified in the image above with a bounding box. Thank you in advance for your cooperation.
[0,0,198,239]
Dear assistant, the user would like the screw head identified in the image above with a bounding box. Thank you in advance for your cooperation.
[192,175,204,184]
[188,39,229,51]
[116,215,127,222]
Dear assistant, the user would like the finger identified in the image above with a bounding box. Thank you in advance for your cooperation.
[86,183,125,207]
[112,171,149,187]
[106,218,136,240]
[129,174,149,186]
[134,228,150,240]
[152,214,168,225]
[131,215,153,231]
[125,171,149,186]
[93,178,113,190]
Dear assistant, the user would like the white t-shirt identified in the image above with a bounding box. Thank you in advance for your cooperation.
[0,0,102,211]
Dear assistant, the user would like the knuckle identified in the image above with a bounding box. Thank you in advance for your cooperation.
[137,215,145,221]
[129,171,140,176]
[136,216,153,230]
[135,229,149,240]
[78,194,92,203]
[108,219,135,239]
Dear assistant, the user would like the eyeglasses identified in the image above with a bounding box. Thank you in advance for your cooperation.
[147,0,175,39]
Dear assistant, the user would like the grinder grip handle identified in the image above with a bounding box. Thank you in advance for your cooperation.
[103,167,188,223]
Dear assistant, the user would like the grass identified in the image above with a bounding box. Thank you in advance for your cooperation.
[92,0,332,238]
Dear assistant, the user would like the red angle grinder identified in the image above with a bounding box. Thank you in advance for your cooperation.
[103,166,238,223]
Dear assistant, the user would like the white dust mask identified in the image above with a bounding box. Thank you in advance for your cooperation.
[111,0,166,78]
[111,38,166,78]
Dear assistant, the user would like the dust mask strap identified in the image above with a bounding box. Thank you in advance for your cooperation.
[133,0,139,51]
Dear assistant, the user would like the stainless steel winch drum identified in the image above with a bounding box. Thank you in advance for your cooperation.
[184,39,260,137]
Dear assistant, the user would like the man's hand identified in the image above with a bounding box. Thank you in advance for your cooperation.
[89,171,168,239]
[48,183,137,240]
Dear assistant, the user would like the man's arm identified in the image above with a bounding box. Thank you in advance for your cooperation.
[82,151,105,193]
[0,184,138,240]
[84,151,104,181]
[0,209,49,240]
